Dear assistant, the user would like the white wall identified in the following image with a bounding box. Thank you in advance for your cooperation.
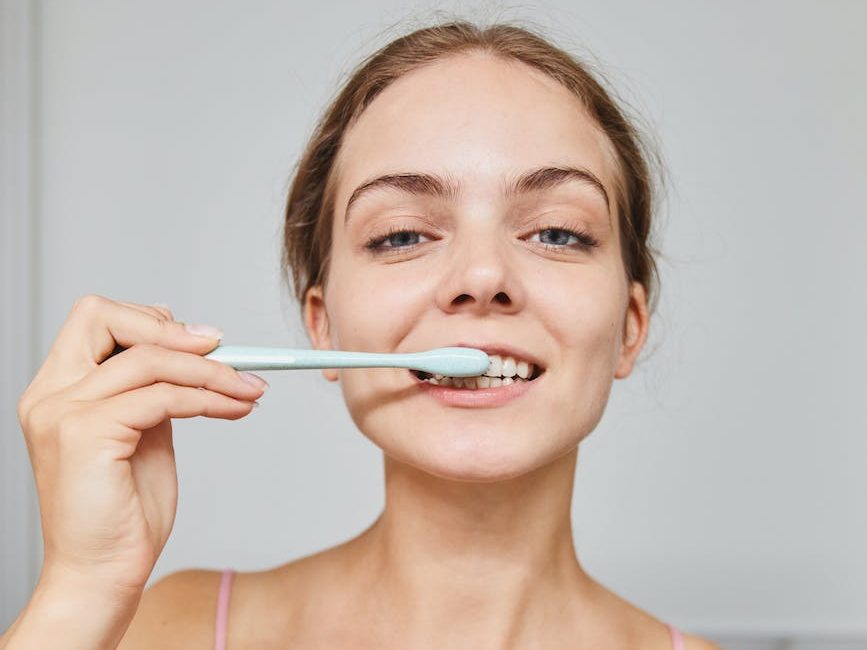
[1,0,40,631]
[3,0,866,646]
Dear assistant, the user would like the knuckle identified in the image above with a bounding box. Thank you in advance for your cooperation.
[152,380,174,398]
[155,316,177,335]
[19,401,39,438]
[128,342,159,366]
[71,293,108,315]
[159,382,187,412]
[194,385,211,407]
[213,359,239,382]
[130,341,156,355]
[148,382,176,418]
[193,386,214,414]
[20,397,61,442]
[152,306,174,322]
[16,390,35,427]
[194,355,224,381]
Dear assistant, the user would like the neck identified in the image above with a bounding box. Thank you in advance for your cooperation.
[344,447,603,648]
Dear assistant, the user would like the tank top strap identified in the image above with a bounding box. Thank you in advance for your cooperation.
[667,623,685,650]
[214,569,235,650]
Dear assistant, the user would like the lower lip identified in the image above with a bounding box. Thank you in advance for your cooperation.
[410,371,543,408]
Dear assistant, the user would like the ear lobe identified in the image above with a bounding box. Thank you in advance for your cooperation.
[614,282,650,380]
[303,285,339,382]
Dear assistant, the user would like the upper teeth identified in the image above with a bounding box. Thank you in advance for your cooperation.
[434,354,534,380]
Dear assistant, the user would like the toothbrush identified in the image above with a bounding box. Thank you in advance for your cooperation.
[203,345,491,377]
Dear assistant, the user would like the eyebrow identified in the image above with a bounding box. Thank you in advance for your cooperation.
[343,165,611,226]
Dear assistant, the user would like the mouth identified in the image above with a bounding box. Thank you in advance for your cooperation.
[409,349,546,389]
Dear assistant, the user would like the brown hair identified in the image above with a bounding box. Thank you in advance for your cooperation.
[281,19,665,324]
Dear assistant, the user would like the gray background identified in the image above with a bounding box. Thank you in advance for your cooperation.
[2,1,866,648]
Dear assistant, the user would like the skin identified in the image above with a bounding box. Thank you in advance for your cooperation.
[118,52,720,649]
[0,49,722,650]
[292,50,655,648]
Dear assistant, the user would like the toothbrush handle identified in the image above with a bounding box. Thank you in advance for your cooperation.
[203,346,417,371]
[101,344,415,371]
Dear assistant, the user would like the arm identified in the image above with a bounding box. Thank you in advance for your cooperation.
[0,570,141,649]
[2,296,263,649]
[0,569,219,650]
[684,633,724,650]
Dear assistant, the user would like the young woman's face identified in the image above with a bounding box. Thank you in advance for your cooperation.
[305,53,648,481]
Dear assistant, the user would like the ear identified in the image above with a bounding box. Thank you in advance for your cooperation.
[614,281,650,379]
[303,285,339,382]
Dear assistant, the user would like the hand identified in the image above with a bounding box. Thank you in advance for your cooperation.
[16,295,268,598]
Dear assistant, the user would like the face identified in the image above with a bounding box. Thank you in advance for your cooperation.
[304,53,648,482]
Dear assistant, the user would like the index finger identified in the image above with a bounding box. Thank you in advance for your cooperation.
[35,294,225,396]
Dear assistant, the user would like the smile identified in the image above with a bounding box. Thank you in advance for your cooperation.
[410,353,544,389]
[409,353,546,407]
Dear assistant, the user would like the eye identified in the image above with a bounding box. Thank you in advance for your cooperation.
[364,225,432,254]
[363,222,600,256]
[528,224,600,251]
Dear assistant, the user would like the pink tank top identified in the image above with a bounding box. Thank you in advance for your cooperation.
[214,569,685,650]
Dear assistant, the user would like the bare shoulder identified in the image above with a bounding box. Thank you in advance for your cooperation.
[585,577,723,650]
[118,569,222,650]
[683,632,724,650]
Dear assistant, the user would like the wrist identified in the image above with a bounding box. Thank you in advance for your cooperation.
[3,569,142,650]
[38,562,145,607]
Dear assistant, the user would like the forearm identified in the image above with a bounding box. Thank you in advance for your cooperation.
[1,576,141,650]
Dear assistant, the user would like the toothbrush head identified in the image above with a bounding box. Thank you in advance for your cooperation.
[411,347,490,377]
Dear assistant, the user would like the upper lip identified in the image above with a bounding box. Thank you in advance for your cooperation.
[448,341,546,370]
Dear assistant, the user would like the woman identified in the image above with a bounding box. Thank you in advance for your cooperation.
[2,20,721,650]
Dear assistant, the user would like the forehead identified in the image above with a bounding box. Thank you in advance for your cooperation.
[333,52,619,214]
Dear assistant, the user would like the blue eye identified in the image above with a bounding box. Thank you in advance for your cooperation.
[530,226,599,251]
[364,227,431,253]
[364,223,599,255]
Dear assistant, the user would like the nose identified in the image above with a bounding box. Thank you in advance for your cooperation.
[434,228,525,316]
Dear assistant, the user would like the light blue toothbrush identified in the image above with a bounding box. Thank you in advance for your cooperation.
[203,345,490,377]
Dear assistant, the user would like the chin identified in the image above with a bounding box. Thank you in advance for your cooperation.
[375,421,568,484]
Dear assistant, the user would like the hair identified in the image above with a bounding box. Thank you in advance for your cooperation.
[281,19,665,328]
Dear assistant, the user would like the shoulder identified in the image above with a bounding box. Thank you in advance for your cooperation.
[682,631,724,650]
[584,577,724,650]
[118,569,223,650]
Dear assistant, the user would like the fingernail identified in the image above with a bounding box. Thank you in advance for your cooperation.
[152,303,171,310]
[184,323,223,339]
[238,371,269,391]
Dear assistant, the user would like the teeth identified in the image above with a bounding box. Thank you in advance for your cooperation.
[483,354,535,379]
[485,356,503,377]
[416,353,542,388]
[424,373,528,389]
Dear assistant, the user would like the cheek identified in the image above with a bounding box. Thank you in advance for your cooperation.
[325,270,387,350]
[537,269,625,419]
[328,255,432,347]
[325,262,427,418]
[537,267,624,353]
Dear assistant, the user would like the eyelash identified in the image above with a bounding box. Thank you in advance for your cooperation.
[363,222,600,255]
